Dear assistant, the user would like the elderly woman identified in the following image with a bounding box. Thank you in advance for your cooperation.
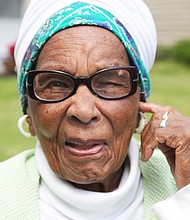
[1,0,190,219]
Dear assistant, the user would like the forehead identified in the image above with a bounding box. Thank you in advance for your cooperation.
[46,25,124,47]
[36,26,129,73]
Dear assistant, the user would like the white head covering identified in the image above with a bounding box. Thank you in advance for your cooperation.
[14,0,157,112]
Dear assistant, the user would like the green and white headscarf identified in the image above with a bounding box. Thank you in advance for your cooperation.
[15,0,157,113]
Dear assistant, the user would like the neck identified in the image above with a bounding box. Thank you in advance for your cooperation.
[70,164,125,192]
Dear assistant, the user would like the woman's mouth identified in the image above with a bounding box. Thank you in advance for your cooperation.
[65,140,106,157]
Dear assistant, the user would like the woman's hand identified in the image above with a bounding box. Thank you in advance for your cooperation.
[139,102,190,188]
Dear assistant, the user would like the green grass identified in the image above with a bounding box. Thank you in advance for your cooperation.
[0,76,36,161]
[0,60,190,161]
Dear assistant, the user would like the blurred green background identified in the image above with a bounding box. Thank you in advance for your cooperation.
[0,76,36,161]
[0,60,190,161]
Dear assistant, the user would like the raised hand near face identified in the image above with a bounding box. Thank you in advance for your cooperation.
[139,102,190,189]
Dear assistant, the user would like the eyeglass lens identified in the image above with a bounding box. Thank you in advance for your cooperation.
[92,70,131,98]
[34,73,74,101]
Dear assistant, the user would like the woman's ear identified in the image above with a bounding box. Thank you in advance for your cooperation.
[135,112,141,129]
[134,112,146,134]
[26,108,36,136]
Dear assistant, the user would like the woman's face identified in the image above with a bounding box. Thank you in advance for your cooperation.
[27,26,139,191]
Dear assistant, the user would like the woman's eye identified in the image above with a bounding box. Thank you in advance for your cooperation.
[96,81,128,88]
[49,80,68,88]
[37,79,71,90]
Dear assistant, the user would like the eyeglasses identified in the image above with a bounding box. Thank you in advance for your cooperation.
[26,66,139,103]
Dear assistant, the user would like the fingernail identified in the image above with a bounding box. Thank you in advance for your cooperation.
[141,155,145,161]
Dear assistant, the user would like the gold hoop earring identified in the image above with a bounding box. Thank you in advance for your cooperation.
[17,115,32,138]
[134,112,146,134]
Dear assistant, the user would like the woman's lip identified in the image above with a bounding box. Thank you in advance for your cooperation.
[65,140,106,157]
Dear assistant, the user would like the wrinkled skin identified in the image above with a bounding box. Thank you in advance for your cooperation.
[27,26,140,192]
[140,102,190,189]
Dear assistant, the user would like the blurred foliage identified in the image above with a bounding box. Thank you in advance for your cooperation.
[156,45,172,61]
[171,39,190,66]
[156,39,190,67]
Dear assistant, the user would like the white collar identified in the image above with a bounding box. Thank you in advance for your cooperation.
[35,137,143,220]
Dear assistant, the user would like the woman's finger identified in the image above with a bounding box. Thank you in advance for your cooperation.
[139,102,186,161]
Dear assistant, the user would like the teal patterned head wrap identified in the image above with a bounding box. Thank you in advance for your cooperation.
[15,1,156,113]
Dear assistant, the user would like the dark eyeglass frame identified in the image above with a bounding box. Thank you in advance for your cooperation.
[26,66,139,103]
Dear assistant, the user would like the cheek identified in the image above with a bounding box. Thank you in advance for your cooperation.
[108,99,139,136]
[107,98,139,161]
[28,101,65,138]
[28,101,67,174]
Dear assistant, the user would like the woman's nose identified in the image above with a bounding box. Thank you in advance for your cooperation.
[66,85,102,124]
